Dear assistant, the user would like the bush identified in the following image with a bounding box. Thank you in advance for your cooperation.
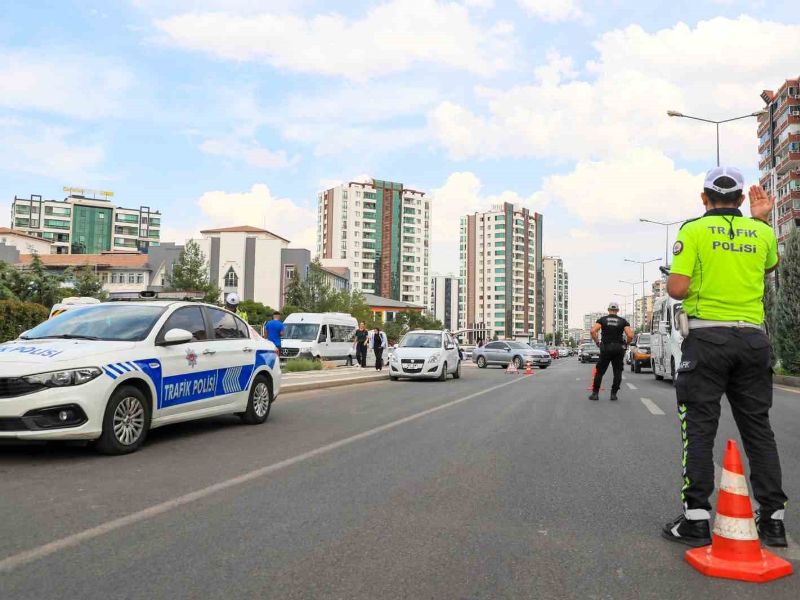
[282,358,323,373]
[0,299,51,343]
[774,229,800,375]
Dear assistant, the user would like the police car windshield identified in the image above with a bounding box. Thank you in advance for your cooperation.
[22,305,166,342]
[399,333,441,348]
[283,323,319,342]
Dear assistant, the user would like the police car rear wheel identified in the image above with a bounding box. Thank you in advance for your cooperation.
[96,386,150,455]
[241,376,272,425]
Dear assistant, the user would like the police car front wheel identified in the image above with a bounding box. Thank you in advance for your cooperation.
[96,385,151,455]
[240,375,273,425]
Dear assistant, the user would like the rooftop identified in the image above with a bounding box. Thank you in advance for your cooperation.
[199,225,290,243]
[0,228,51,243]
[18,252,150,269]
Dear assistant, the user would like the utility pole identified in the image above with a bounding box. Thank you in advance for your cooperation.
[624,257,659,330]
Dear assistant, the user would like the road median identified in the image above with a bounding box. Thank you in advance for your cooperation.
[281,367,389,394]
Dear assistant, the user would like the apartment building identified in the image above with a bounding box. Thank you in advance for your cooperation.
[542,256,569,342]
[316,178,430,307]
[459,203,543,341]
[758,76,800,249]
[11,190,161,255]
[583,312,605,332]
[430,274,460,332]
[635,295,655,332]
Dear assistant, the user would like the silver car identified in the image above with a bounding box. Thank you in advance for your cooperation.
[472,340,551,369]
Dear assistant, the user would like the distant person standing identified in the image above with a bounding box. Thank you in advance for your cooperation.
[353,322,369,368]
[265,311,285,350]
[370,326,388,371]
[589,301,633,402]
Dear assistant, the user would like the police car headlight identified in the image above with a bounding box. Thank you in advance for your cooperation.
[23,368,102,388]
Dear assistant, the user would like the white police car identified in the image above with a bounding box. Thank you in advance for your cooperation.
[0,301,281,454]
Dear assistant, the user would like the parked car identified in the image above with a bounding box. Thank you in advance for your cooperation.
[629,333,653,373]
[389,330,461,381]
[472,340,551,369]
[579,343,600,363]
[558,347,569,358]
[279,312,357,365]
[0,301,281,454]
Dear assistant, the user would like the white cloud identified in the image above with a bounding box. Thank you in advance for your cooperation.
[169,184,317,250]
[199,138,299,169]
[517,0,585,22]
[429,171,548,274]
[0,49,133,119]
[430,16,800,167]
[0,118,105,180]
[540,147,703,224]
[153,0,516,79]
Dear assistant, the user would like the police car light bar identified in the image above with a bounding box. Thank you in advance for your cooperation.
[106,291,207,302]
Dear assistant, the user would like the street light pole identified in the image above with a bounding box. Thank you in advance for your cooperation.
[639,218,685,267]
[624,258,660,330]
[613,292,634,323]
[619,279,637,329]
[666,110,765,166]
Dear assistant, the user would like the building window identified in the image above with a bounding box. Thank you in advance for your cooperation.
[224,267,239,288]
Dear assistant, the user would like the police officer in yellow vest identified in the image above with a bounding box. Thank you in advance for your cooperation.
[661,166,787,548]
[225,292,248,323]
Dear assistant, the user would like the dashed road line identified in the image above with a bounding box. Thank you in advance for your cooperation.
[640,397,664,415]
[626,382,637,390]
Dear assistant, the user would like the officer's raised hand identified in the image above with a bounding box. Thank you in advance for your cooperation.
[748,184,773,223]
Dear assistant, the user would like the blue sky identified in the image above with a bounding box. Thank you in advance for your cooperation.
[1,0,797,326]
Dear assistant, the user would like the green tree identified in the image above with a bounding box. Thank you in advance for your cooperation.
[13,254,64,308]
[774,229,800,374]
[168,240,220,303]
[284,259,336,312]
[64,265,107,299]
[238,300,275,327]
[544,333,554,344]
[554,330,564,346]
[0,261,18,301]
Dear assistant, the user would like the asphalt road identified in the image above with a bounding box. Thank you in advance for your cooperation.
[1,359,799,599]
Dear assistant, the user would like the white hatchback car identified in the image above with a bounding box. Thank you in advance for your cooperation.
[389,330,461,381]
[0,301,281,454]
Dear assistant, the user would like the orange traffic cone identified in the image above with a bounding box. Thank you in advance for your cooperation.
[685,439,793,583]
[506,362,518,375]
[525,360,532,376]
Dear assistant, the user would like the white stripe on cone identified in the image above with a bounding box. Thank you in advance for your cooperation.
[719,469,749,497]
[713,513,759,541]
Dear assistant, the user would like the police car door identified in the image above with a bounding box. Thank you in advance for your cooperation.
[205,307,254,408]
[155,305,223,417]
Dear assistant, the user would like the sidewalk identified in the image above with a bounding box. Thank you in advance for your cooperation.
[281,366,390,394]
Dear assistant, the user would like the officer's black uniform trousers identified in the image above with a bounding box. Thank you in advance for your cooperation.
[593,342,625,393]
[676,326,787,513]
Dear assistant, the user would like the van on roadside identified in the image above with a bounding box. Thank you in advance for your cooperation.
[279,312,358,365]
[650,296,683,383]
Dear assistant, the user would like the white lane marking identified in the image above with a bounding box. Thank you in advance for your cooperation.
[714,463,800,561]
[640,397,664,415]
[0,377,526,573]
[774,385,800,395]
[626,383,637,390]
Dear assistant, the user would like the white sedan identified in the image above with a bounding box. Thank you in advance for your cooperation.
[0,301,281,454]
[389,330,462,381]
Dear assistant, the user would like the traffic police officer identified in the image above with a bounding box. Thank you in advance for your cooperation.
[661,166,787,548]
[225,292,248,323]
[589,302,634,402]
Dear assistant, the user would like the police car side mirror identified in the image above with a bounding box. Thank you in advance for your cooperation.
[160,328,193,346]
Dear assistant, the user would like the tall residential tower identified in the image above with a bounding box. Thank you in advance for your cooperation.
[459,203,543,341]
[758,76,800,250]
[542,256,569,343]
[317,178,430,306]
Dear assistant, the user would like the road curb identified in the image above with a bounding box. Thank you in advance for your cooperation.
[281,373,390,394]
[774,374,800,389]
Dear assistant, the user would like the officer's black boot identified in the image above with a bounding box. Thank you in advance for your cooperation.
[609,391,618,401]
[756,509,788,547]
[661,514,711,548]
[588,391,599,401]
